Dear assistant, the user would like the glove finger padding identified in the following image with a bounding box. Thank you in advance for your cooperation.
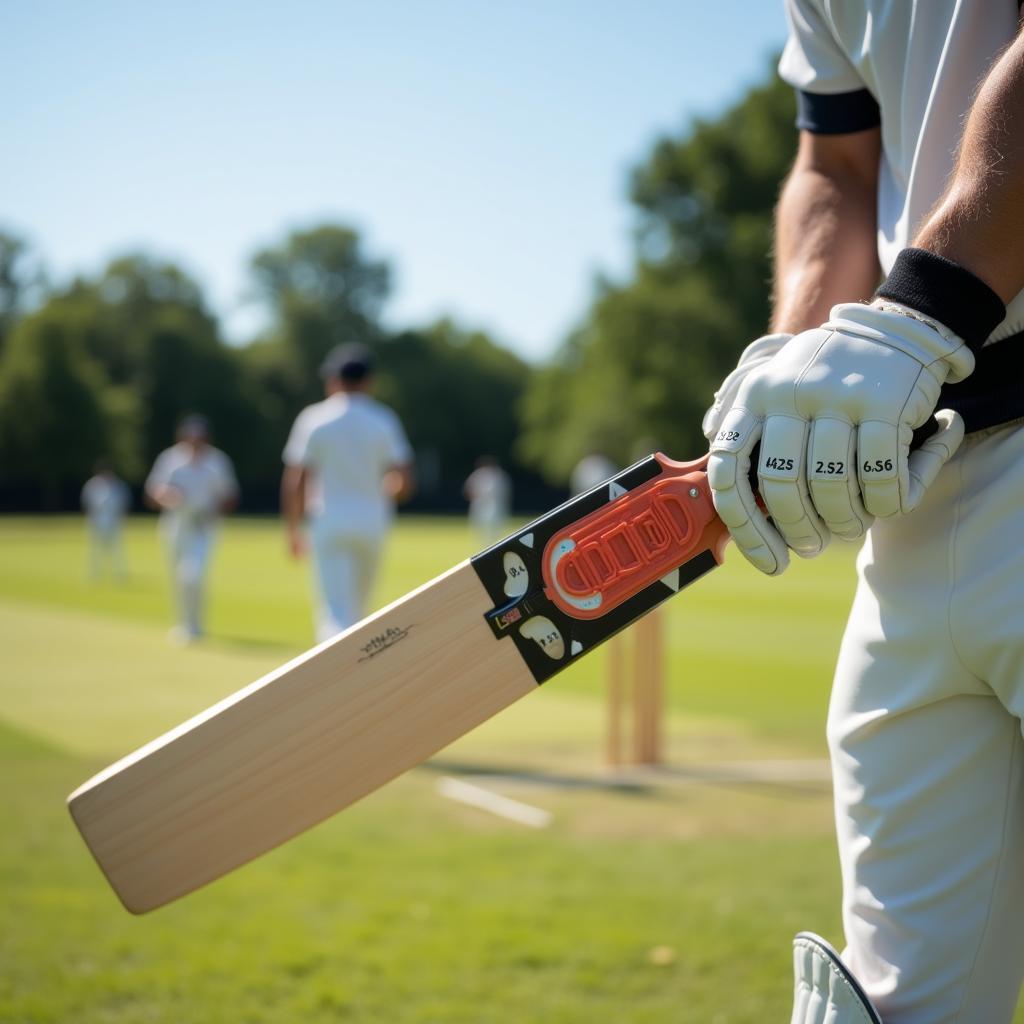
[707,406,790,576]
[807,417,869,540]
[855,419,901,518]
[757,413,829,558]
[701,333,791,441]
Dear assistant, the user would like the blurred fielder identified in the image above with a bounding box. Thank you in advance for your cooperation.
[704,3,1024,1020]
[282,344,414,642]
[463,456,511,546]
[80,459,130,581]
[569,452,617,497]
[145,415,238,643]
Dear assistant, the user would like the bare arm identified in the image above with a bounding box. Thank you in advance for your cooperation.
[144,483,181,512]
[281,465,308,558]
[915,26,1024,303]
[383,464,415,504]
[772,127,882,334]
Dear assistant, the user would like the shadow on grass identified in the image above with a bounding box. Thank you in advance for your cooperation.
[424,758,656,795]
[424,757,833,799]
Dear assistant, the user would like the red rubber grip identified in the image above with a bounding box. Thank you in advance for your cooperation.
[541,453,730,620]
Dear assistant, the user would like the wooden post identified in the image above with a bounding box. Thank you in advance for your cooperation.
[606,633,625,766]
[632,610,663,765]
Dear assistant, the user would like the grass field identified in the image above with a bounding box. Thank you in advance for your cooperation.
[2,514,1012,1023]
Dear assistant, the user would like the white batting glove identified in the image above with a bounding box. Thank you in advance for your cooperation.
[701,333,791,442]
[707,301,974,575]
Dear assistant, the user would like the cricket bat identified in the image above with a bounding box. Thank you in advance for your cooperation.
[69,451,730,913]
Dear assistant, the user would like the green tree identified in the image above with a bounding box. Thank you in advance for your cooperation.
[0,307,127,507]
[40,256,274,480]
[520,64,796,481]
[519,272,738,476]
[250,225,391,394]
[137,305,273,483]
[0,231,44,354]
[377,319,530,491]
[53,254,216,390]
[630,68,797,330]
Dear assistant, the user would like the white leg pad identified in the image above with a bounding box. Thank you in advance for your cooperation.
[791,932,882,1024]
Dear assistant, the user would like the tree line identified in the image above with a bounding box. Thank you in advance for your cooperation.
[0,63,795,512]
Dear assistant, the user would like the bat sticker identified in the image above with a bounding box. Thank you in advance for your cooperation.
[473,453,727,683]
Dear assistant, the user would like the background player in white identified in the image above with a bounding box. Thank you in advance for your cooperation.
[145,415,238,643]
[463,456,511,546]
[569,451,617,496]
[282,344,414,642]
[704,4,1024,1020]
[80,459,130,581]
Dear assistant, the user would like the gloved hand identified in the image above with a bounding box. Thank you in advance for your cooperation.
[707,300,974,575]
[701,333,791,442]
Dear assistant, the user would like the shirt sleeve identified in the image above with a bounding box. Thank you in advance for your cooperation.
[778,0,881,134]
[282,409,316,467]
[145,451,171,496]
[216,451,239,501]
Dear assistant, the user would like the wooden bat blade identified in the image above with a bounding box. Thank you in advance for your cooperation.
[68,451,728,912]
[68,561,536,913]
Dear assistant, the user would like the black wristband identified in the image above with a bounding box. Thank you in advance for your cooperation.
[875,248,1005,351]
[795,88,881,135]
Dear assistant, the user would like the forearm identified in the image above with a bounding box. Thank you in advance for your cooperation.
[145,484,179,511]
[281,467,306,532]
[384,464,415,504]
[772,131,882,334]
[915,29,1024,303]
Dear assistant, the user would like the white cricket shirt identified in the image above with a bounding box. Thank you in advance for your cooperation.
[81,474,130,531]
[145,443,238,527]
[464,465,511,521]
[283,392,412,531]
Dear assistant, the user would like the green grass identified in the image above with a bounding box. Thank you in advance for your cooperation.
[1,515,1012,1022]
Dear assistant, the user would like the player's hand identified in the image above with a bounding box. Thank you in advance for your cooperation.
[701,333,791,441]
[287,528,307,560]
[707,301,973,575]
[153,484,183,511]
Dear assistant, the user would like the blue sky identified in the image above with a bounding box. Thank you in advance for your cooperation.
[2,1,787,359]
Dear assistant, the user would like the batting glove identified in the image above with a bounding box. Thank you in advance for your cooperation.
[701,333,791,442]
[707,249,1005,576]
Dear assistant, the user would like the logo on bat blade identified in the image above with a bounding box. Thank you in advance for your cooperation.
[358,625,414,661]
[492,606,523,630]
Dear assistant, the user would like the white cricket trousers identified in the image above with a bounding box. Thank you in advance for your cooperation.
[830,421,1024,1023]
[163,521,214,638]
[87,522,126,579]
[309,523,383,642]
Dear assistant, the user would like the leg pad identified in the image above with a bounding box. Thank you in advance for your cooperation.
[791,932,882,1024]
